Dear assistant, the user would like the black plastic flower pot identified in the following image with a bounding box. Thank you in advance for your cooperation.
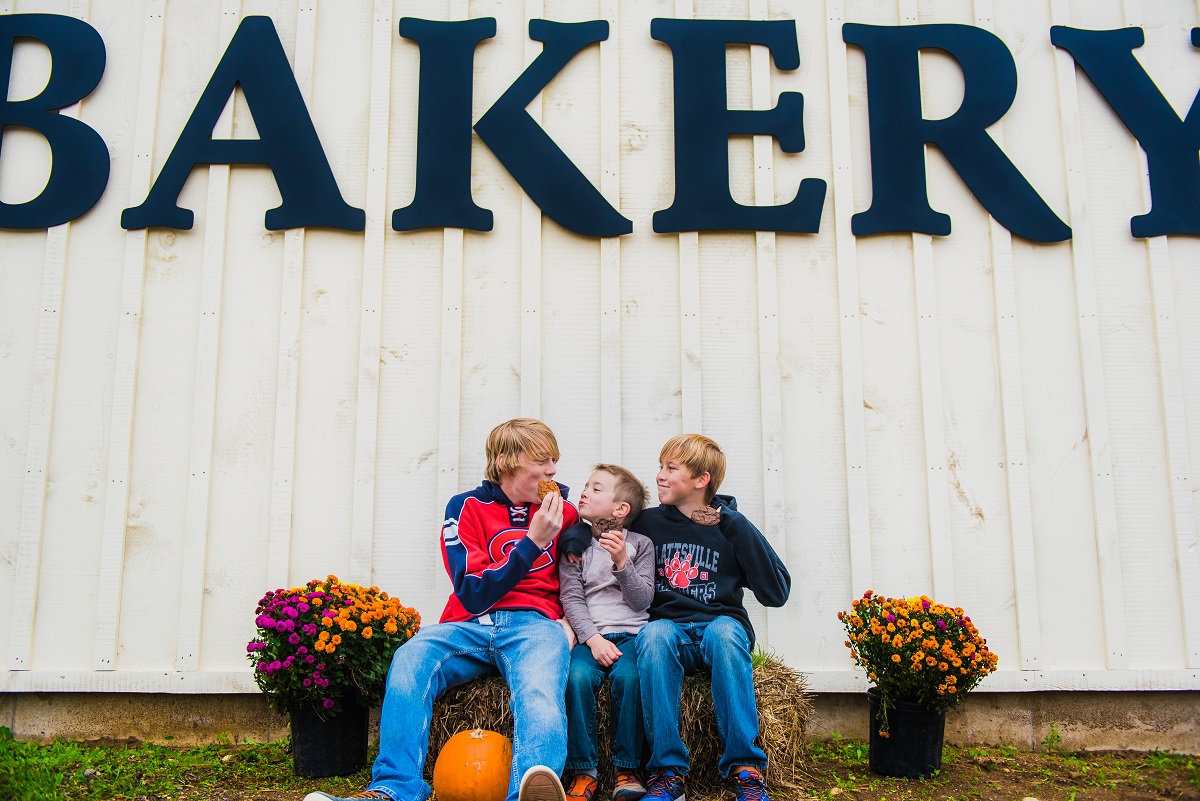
[289,702,369,778]
[867,688,947,779]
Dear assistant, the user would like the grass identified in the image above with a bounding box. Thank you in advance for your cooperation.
[4,725,1200,801]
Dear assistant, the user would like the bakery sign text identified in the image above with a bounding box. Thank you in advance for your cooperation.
[1,13,1197,242]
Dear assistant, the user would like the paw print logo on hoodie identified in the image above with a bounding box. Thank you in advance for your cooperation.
[665,551,699,588]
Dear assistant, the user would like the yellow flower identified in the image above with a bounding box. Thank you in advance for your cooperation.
[938,661,949,671]
[891,654,901,663]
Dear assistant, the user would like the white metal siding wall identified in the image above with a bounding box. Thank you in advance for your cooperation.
[1,0,1198,693]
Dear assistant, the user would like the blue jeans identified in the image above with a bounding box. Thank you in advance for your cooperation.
[635,617,767,777]
[565,632,643,771]
[368,611,570,801]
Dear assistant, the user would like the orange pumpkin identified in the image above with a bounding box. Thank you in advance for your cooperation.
[433,728,513,801]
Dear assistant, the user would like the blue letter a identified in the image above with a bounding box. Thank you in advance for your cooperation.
[122,16,363,231]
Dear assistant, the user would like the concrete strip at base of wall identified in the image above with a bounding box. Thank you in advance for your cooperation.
[811,692,1200,753]
[2,691,1198,754]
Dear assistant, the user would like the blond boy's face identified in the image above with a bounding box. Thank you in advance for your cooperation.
[577,470,625,522]
[656,456,708,507]
[499,451,557,505]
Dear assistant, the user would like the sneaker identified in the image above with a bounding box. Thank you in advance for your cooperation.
[643,769,685,801]
[564,773,598,801]
[732,767,769,801]
[302,792,390,801]
[612,769,647,801]
[519,765,567,801]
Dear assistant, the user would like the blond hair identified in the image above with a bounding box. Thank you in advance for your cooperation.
[659,434,726,503]
[593,463,650,521]
[485,419,560,482]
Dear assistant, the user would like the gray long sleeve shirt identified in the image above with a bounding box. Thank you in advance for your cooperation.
[558,528,656,644]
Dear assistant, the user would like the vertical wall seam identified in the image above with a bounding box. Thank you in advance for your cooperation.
[599,0,622,462]
[90,0,163,672]
[825,0,872,596]
[675,0,701,432]
[520,0,545,420]
[749,0,788,652]
[267,0,317,591]
[6,30,78,668]
[978,0,1043,674]
[349,0,395,585]
[896,0,954,602]
[1050,0,1128,669]
[1122,0,1200,668]
[174,0,242,674]
[435,0,469,604]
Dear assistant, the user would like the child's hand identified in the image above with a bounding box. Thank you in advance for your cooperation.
[586,634,622,667]
[567,553,582,565]
[598,528,628,570]
[528,491,563,548]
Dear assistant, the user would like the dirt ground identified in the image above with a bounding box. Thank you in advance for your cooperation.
[799,741,1200,801]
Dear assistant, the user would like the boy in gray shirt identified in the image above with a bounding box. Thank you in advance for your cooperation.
[558,464,656,801]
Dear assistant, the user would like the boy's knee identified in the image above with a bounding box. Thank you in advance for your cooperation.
[636,620,679,656]
[702,618,750,661]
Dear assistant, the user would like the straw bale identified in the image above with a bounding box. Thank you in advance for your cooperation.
[425,656,811,798]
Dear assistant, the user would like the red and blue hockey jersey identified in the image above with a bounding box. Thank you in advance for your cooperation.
[439,480,579,623]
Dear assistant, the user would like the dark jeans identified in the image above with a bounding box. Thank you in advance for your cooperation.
[565,631,644,771]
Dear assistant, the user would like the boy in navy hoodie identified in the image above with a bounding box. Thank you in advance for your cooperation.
[634,434,791,801]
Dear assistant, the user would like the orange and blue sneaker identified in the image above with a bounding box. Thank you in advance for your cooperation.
[732,768,769,801]
[612,769,647,801]
[564,772,598,801]
[643,769,685,801]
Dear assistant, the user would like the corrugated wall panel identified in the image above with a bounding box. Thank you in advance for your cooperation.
[2,0,1200,691]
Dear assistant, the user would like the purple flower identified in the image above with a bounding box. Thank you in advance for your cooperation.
[323,698,335,709]
[317,663,326,671]
[256,661,269,672]
[303,678,313,687]
[289,633,301,645]
[296,646,308,655]
[885,614,896,623]
[303,624,317,636]
[305,655,315,664]
[313,670,321,679]
[936,620,947,631]
[269,660,283,672]
[274,620,289,632]
[922,600,931,610]
[283,606,299,619]
[297,603,310,613]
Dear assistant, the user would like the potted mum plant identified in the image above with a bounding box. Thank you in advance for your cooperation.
[248,575,420,777]
[839,590,999,779]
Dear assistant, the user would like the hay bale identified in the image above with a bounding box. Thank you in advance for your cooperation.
[425,655,811,797]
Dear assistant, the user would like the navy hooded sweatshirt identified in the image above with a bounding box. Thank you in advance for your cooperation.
[628,494,791,646]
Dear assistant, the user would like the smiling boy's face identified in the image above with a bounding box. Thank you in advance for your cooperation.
[577,470,625,522]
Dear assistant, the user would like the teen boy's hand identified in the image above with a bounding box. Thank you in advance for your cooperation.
[585,634,622,667]
[597,528,629,571]
[528,490,563,549]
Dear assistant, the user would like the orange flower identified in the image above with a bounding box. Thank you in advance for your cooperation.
[891,654,901,663]
[331,634,342,645]
[362,627,373,639]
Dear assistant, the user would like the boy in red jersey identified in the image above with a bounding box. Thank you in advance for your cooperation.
[306,419,580,801]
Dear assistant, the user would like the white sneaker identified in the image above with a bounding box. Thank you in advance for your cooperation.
[519,765,567,801]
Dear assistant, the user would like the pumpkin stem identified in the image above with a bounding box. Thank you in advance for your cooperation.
[470,728,485,739]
